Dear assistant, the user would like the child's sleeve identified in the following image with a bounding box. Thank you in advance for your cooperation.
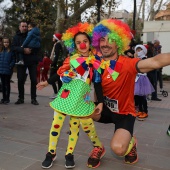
[60,69,76,83]
[57,57,70,76]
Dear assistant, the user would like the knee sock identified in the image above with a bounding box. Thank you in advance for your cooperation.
[80,118,102,148]
[124,137,135,156]
[66,116,80,155]
[48,111,66,154]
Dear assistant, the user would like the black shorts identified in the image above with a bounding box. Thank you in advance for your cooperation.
[96,103,136,136]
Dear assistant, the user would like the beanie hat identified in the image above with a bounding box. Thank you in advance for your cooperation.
[92,19,132,55]
[62,22,94,54]
[53,33,62,41]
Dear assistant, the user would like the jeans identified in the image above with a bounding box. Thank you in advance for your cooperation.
[17,64,37,100]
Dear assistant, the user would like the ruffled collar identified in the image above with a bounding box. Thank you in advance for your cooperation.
[100,58,123,81]
[70,52,101,76]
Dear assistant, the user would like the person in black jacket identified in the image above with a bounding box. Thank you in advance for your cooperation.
[49,33,63,99]
[146,42,161,101]
[12,20,40,105]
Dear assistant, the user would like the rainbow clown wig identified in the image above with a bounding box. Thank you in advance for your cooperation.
[62,22,94,54]
[92,19,132,55]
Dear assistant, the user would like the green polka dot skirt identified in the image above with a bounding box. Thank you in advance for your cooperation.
[50,79,95,117]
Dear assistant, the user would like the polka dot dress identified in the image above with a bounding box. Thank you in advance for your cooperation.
[50,79,95,117]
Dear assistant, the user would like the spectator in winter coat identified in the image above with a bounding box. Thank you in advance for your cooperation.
[12,20,40,105]
[0,37,15,104]
[16,22,41,65]
[49,33,63,99]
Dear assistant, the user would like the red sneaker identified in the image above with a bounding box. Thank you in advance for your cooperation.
[136,111,142,117]
[87,145,106,168]
[137,112,148,121]
[125,137,138,164]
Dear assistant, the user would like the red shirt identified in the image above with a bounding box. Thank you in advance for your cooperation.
[101,56,139,116]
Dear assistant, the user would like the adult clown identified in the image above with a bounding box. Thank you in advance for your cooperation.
[90,18,170,164]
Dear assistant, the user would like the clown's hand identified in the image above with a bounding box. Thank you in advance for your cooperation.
[94,103,103,115]
[37,81,48,90]
[88,103,103,121]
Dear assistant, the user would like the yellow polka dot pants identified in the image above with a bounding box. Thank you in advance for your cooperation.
[48,111,102,155]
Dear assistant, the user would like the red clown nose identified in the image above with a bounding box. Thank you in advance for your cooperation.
[80,43,86,49]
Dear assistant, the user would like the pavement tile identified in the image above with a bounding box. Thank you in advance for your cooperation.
[0,153,36,170]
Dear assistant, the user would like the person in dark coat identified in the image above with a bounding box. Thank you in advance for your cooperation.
[0,37,15,104]
[147,41,161,101]
[16,22,41,65]
[12,20,40,105]
[49,33,63,99]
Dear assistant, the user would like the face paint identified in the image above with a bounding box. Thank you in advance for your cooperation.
[80,42,86,49]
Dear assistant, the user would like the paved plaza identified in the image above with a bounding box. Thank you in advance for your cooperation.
[0,72,170,170]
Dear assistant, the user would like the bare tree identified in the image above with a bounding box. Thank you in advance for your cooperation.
[137,0,144,19]
[142,0,145,22]
[147,0,164,21]
[55,0,96,31]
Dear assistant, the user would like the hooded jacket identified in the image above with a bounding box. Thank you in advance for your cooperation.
[12,30,39,65]
[22,27,41,48]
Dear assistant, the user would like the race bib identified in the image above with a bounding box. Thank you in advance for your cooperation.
[104,96,119,112]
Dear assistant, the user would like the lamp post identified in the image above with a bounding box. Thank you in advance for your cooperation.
[133,0,136,31]
[97,0,102,22]
[65,0,68,19]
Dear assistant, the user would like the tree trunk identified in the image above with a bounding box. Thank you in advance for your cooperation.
[155,0,163,14]
[55,0,66,33]
[55,0,96,32]
[74,0,81,21]
[137,0,144,19]
[147,0,157,21]
[142,0,145,22]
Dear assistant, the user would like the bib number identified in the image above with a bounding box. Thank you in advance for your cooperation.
[104,96,119,112]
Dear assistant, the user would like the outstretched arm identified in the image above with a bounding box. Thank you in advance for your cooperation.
[37,74,59,90]
[137,53,170,73]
